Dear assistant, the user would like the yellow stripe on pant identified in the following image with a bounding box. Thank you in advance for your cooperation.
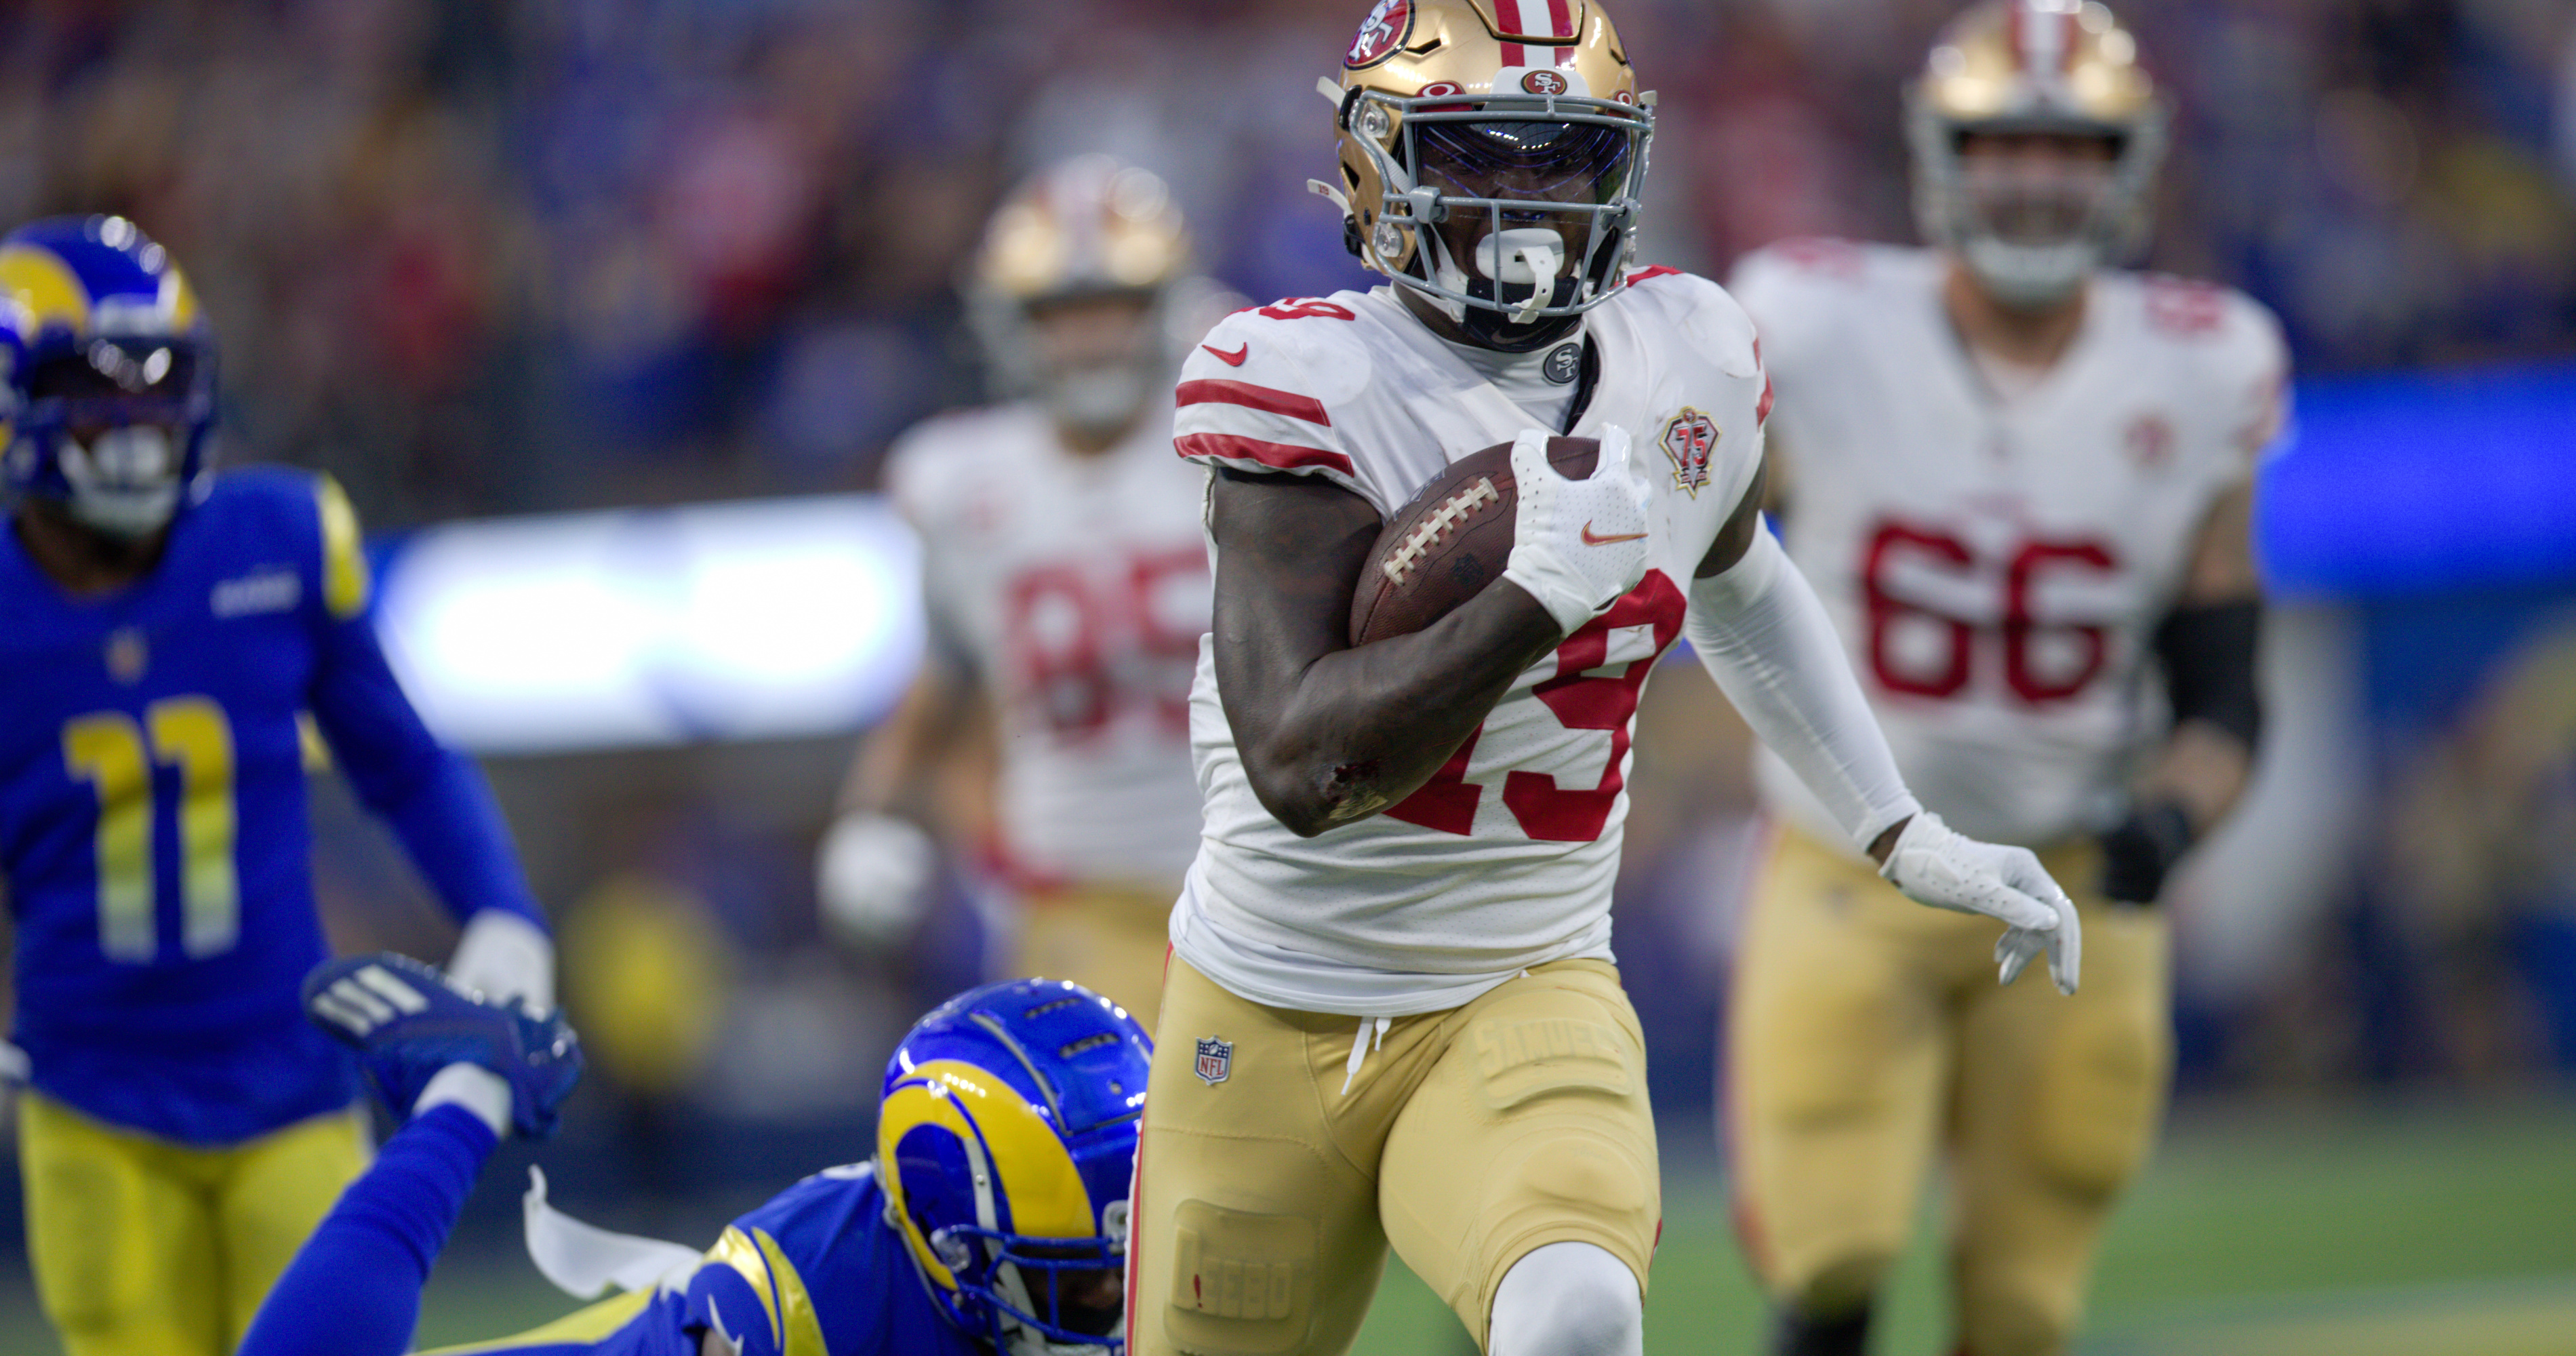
[1725,824,2171,1356]
[18,1091,369,1356]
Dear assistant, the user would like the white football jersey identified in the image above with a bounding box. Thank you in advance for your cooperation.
[885,401,1209,886]
[1731,241,2288,851]
[1170,273,1770,1014]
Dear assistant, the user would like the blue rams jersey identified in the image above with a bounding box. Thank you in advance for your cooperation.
[0,467,537,1144]
[502,1165,980,1356]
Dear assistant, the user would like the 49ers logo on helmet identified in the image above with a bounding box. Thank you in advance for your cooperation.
[1521,68,1569,96]
[1346,0,1412,69]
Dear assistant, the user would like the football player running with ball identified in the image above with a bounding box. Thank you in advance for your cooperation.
[0,216,555,1356]
[1133,4,2082,1354]
[818,157,1216,1030]
[1723,5,2283,1355]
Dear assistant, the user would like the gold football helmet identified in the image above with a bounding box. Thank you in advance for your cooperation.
[1315,0,1655,350]
[1906,0,2165,306]
[969,155,1199,435]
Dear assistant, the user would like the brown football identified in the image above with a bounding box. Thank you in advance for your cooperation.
[1348,436,1600,647]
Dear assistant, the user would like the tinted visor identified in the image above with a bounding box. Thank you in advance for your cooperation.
[1413,118,1633,207]
[27,339,201,427]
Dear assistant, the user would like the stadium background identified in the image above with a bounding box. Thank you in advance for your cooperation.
[3,0,2574,1352]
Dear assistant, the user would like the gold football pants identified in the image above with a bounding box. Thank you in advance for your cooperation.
[1727,826,2171,1356]
[1129,955,1660,1356]
[1010,880,1177,1033]
[18,1091,370,1356]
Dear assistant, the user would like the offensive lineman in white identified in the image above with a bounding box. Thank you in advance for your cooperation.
[817,157,1217,1029]
[1723,5,2284,1355]
[1130,5,2080,1355]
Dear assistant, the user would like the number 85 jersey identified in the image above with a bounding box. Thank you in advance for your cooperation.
[1731,241,2289,851]
[1171,274,1769,1015]
[886,402,1211,888]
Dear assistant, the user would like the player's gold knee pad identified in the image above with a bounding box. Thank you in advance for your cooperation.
[1162,1199,1319,1355]
[1479,1131,1655,1249]
[2028,1008,2165,1198]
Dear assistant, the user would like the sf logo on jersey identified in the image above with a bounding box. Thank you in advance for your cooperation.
[1660,407,1720,497]
[1346,0,1411,68]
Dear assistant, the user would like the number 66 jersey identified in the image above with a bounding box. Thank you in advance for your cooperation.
[1171,271,1769,1016]
[1729,240,2289,852]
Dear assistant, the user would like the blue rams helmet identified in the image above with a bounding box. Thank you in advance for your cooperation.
[0,215,216,537]
[878,978,1151,1355]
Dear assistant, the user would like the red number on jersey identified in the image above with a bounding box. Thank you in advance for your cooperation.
[1863,524,1975,698]
[1859,520,2120,707]
[1385,572,1689,841]
[2004,540,2117,702]
[1255,298,1357,322]
[1005,565,1112,735]
[2143,277,2228,337]
[1128,546,1211,732]
[1003,550,1209,737]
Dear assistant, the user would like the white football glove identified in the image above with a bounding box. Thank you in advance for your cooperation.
[0,1039,26,1083]
[816,812,938,949]
[1500,424,1656,636]
[1878,812,2082,994]
[448,910,557,1014]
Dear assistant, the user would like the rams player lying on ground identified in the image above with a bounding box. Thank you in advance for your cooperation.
[242,964,1148,1356]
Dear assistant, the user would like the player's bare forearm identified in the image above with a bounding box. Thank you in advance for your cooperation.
[1210,467,1563,837]
[2139,719,2251,833]
[835,662,979,820]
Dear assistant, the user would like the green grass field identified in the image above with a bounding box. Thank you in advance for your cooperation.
[3,1095,2570,1355]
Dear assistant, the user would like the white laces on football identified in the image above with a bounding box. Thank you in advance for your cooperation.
[1341,1016,1392,1095]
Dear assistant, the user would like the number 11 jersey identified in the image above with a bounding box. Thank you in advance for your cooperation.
[1171,273,1770,1015]
[1731,241,2289,852]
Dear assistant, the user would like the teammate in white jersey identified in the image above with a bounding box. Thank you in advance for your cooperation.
[817,157,1216,1029]
[1722,6,2284,1355]
[1130,5,2085,1355]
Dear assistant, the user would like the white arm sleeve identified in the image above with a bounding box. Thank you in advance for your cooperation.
[1685,530,1920,850]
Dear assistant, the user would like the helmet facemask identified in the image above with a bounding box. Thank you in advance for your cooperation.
[18,336,214,538]
[1345,83,1652,351]
[969,156,1203,439]
[1015,290,1168,440]
[933,1214,1128,1356]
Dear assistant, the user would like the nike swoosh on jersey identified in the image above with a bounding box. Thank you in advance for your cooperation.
[1202,342,1250,366]
[1580,523,1648,545]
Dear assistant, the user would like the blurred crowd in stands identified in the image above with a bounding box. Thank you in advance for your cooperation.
[3,0,2569,527]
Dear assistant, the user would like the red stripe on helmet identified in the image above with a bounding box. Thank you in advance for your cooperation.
[1501,40,1525,66]
[1547,0,1575,38]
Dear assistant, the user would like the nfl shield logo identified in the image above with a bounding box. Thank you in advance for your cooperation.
[1661,407,1721,498]
[1194,1037,1233,1086]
